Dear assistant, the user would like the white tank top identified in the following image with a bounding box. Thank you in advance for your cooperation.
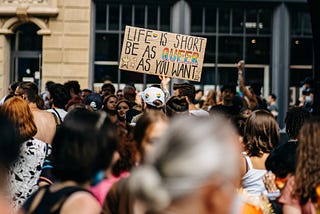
[241,153,267,197]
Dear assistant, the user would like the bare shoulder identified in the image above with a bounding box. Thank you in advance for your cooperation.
[61,191,101,214]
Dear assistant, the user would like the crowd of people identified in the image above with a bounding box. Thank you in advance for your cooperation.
[0,61,319,214]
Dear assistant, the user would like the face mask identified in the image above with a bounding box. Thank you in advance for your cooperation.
[305,96,313,103]
[44,100,51,109]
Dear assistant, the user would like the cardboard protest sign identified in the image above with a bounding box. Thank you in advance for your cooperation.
[119,26,207,82]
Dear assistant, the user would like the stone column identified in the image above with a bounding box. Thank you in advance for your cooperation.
[271,3,290,128]
[171,0,191,86]
[0,35,11,98]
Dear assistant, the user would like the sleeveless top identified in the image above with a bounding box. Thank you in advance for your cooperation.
[9,138,48,210]
[22,185,92,214]
[241,153,267,197]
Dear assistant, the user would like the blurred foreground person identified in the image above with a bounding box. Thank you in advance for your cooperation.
[102,111,168,214]
[20,109,117,214]
[0,114,20,214]
[278,117,320,214]
[129,116,241,214]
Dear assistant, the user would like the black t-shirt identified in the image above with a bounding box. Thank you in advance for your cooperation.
[210,104,240,117]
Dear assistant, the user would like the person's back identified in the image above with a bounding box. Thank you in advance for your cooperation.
[16,82,56,144]
[32,109,56,144]
[241,110,280,197]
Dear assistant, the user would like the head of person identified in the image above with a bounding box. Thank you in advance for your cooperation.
[141,86,165,111]
[205,89,217,104]
[1,97,37,141]
[195,89,203,100]
[45,81,55,90]
[15,82,38,103]
[48,83,70,110]
[123,85,137,104]
[294,117,320,204]
[265,142,297,189]
[85,93,103,111]
[249,82,262,96]
[165,96,189,118]
[302,76,314,90]
[243,110,280,157]
[221,85,236,103]
[8,81,20,95]
[116,89,124,100]
[116,99,131,119]
[64,80,81,97]
[102,94,118,112]
[52,109,117,184]
[129,116,240,214]
[81,89,92,102]
[284,107,311,140]
[268,94,277,104]
[101,83,116,97]
[173,83,196,104]
[134,111,168,164]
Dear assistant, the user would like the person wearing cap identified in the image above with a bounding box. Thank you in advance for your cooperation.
[85,93,103,111]
[131,86,166,124]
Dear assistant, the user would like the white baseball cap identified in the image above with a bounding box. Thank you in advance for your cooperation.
[141,87,165,107]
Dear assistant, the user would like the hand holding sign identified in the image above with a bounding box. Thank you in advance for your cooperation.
[119,26,207,82]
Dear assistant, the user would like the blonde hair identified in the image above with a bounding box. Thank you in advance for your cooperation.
[202,89,217,110]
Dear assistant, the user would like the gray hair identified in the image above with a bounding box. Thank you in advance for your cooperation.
[129,115,240,211]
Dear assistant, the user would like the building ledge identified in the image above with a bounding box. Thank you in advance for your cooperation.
[0,0,59,17]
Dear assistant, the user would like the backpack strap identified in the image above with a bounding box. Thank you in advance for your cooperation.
[52,108,63,124]
[51,112,59,126]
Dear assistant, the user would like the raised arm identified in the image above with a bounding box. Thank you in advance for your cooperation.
[237,60,257,109]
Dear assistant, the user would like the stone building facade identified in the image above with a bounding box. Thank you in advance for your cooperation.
[0,0,92,96]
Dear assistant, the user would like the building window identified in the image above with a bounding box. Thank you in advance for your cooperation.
[94,2,171,85]
[289,7,313,87]
[190,4,272,87]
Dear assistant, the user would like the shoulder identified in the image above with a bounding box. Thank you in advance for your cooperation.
[61,191,101,214]
[278,176,299,207]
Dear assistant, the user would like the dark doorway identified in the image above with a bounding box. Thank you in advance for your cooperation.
[11,23,42,89]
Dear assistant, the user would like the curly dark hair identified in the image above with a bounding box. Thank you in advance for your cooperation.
[265,142,297,178]
[243,110,280,157]
[285,107,311,139]
[295,117,320,204]
[48,83,69,109]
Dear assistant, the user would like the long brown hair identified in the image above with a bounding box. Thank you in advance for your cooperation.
[244,110,279,157]
[295,117,320,204]
[1,97,37,141]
